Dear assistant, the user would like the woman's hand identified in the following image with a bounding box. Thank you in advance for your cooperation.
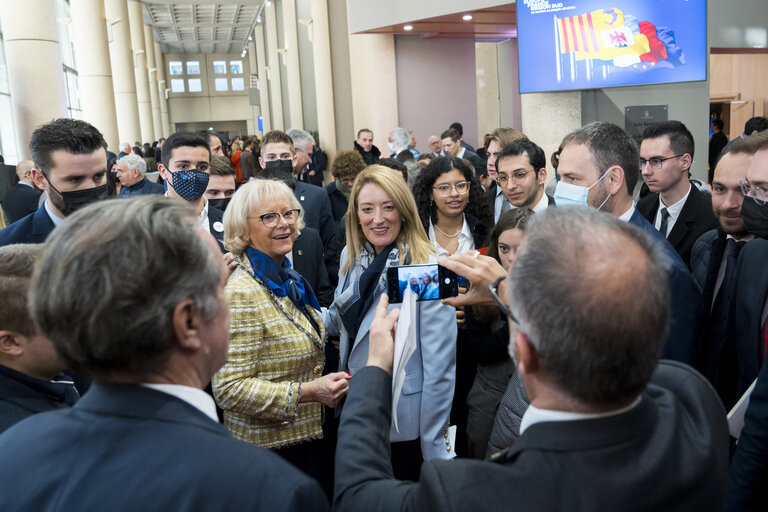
[301,372,351,408]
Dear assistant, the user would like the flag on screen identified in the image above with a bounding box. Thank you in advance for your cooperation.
[557,8,650,62]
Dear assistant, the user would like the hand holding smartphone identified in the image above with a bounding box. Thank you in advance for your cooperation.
[386,264,459,303]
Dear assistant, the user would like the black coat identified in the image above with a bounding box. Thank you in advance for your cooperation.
[1,183,40,224]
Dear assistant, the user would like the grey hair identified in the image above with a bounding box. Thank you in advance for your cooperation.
[118,153,147,176]
[286,128,315,151]
[223,178,305,255]
[390,127,410,153]
[560,122,640,196]
[120,141,132,152]
[507,206,669,408]
[29,196,222,380]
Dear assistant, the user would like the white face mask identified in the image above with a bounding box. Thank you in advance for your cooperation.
[554,170,610,210]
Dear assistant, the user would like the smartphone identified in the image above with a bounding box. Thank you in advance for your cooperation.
[387,264,459,303]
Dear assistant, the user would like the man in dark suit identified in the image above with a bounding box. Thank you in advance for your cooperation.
[637,121,718,269]
[0,196,328,511]
[116,153,164,198]
[689,142,756,408]
[292,226,334,307]
[552,122,703,364]
[1,160,40,223]
[259,130,334,247]
[0,119,109,247]
[441,128,478,162]
[484,127,528,224]
[335,206,728,511]
[496,139,554,215]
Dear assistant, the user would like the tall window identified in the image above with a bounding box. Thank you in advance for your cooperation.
[55,0,81,119]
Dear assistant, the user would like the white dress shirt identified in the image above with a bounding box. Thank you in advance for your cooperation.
[520,395,642,434]
[141,383,220,422]
[654,184,691,237]
[43,199,64,227]
[428,216,474,257]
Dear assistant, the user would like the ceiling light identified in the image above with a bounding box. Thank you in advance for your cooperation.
[266,1,271,6]
[403,25,413,31]
[463,14,473,21]
[257,15,262,23]
[248,35,252,41]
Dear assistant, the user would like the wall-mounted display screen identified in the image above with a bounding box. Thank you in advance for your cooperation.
[517,0,707,93]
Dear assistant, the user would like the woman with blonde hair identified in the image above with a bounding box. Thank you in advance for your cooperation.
[213,178,349,496]
[325,165,457,481]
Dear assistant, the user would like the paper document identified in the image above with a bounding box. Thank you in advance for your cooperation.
[391,287,417,432]
[728,378,757,439]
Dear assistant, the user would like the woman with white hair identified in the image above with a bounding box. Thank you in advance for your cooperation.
[212,178,349,496]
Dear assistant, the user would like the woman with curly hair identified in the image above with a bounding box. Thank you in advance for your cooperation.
[412,156,491,256]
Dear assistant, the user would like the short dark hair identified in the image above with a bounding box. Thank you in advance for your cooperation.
[356,128,372,138]
[377,158,408,182]
[210,155,236,177]
[712,119,724,131]
[745,116,768,135]
[441,128,460,142]
[396,150,415,163]
[486,209,534,262]
[449,122,464,137]
[497,139,546,173]
[642,120,695,160]
[509,207,669,408]
[161,132,210,168]
[561,122,639,197]
[29,118,107,175]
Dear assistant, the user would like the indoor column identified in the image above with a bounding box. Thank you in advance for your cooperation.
[0,0,68,159]
[70,0,119,151]
[254,24,271,133]
[127,0,154,143]
[144,25,162,141]
[154,41,170,138]
[104,0,141,146]
[264,1,284,129]
[281,0,303,129]
[310,0,336,167]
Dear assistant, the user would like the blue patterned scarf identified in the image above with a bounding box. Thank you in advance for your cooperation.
[245,247,321,313]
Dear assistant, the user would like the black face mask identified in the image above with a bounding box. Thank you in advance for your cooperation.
[741,198,768,239]
[209,197,231,211]
[48,181,109,216]
[261,159,296,189]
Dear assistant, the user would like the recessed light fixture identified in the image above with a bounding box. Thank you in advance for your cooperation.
[257,15,262,23]
[404,25,413,31]
[463,14,473,21]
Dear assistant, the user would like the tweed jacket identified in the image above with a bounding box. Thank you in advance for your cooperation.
[212,253,326,449]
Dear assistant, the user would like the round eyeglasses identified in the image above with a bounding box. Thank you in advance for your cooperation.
[249,209,301,228]
[433,181,470,196]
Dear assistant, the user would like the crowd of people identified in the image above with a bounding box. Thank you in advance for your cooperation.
[0,113,767,510]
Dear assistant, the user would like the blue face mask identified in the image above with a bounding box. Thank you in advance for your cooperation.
[554,171,610,209]
[168,169,210,202]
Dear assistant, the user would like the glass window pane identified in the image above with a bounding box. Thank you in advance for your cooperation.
[229,60,243,74]
[188,78,202,92]
[213,60,227,74]
[168,61,183,76]
[231,77,245,91]
[186,60,200,75]
[170,78,185,93]
[214,78,228,91]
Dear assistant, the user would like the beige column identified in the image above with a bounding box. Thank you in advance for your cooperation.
[144,25,162,141]
[264,1,284,129]
[281,0,303,128]
[154,41,170,137]
[521,92,581,180]
[247,41,262,135]
[348,34,398,154]
[0,0,68,159]
[475,42,500,147]
[253,25,271,133]
[310,0,336,166]
[104,0,141,146]
[127,0,153,142]
[70,0,119,151]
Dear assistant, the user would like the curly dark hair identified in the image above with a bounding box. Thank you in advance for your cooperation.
[412,156,491,233]
[330,150,366,179]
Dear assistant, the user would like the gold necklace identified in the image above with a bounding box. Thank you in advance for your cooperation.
[434,224,462,238]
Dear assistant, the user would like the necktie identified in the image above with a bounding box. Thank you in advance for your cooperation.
[658,207,670,237]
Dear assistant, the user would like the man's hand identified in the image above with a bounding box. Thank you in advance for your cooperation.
[367,294,400,375]
[223,252,238,275]
[439,252,507,308]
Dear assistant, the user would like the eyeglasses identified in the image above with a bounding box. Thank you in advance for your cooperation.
[488,275,517,323]
[497,170,531,186]
[433,181,470,196]
[339,176,356,187]
[250,209,301,228]
[639,154,684,170]
[739,181,768,206]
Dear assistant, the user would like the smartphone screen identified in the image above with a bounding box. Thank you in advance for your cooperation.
[387,264,459,303]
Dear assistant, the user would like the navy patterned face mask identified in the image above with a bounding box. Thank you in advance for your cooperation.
[168,169,210,202]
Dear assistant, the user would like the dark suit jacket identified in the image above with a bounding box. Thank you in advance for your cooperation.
[324,181,348,223]
[0,383,328,511]
[208,205,226,253]
[334,362,728,512]
[294,181,334,247]
[732,238,768,400]
[1,183,40,224]
[637,184,718,269]
[629,209,703,364]
[292,226,334,308]
[0,366,77,434]
[0,205,55,246]
[725,356,768,512]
